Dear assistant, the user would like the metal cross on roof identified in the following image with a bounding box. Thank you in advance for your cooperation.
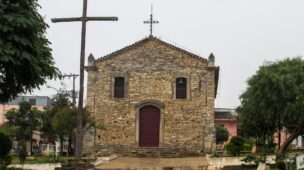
[143,5,159,37]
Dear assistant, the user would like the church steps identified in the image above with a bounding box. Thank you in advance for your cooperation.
[97,166,211,170]
[93,144,205,158]
[120,147,203,158]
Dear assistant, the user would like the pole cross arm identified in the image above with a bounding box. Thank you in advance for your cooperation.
[51,17,118,23]
[144,21,159,24]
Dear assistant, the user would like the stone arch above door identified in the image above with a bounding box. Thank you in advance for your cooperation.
[135,99,165,109]
[135,100,165,147]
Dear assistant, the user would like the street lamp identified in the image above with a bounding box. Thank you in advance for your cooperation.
[46,85,59,93]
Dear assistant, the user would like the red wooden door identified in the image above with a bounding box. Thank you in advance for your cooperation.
[139,105,160,147]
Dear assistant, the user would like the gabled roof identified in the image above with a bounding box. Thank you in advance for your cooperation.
[91,36,219,98]
[95,36,207,63]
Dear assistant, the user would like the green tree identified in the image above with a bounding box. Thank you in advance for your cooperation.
[41,89,76,156]
[0,0,60,102]
[40,89,71,142]
[40,89,99,156]
[0,132,12,169]
[215,125,229,144]
[51,90,71,110]
[0,124,17,138]
[40,109,56,141]
[5,101,40,158]
[225,136,245,156]
[52,107,76,156]
[238,57,304,154]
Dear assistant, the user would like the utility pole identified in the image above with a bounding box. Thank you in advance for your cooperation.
[51,0,118,160]
[62,74,79,105]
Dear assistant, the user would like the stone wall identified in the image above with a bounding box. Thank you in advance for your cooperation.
[9,163,61,170]
[85,37,218,156]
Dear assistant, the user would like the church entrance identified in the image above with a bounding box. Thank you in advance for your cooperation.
[139,105,160,147]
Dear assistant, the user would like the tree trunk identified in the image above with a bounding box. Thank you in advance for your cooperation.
[60,135,64,156]
[278,129,281,150]
[30,132,33,155]
[68,134,72,156]
[278,112,281,150]
[277,128,302,155]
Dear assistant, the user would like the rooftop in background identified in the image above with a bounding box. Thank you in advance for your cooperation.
[7,96,51,107]
[0,96,52,125]
[214,108,237,120]
[215,108,238,140]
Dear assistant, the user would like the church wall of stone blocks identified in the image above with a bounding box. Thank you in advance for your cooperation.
[84,37,219,157]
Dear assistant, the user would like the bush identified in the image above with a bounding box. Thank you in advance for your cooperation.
[243,142,253,151]
[242,154,258,164]
[225,136,245,156]
[275,155,286,170]
[0,132,12,169]
[0,155,11,170]
[0,132,12,158]
[215,125,229,144]
[18,144,27,164]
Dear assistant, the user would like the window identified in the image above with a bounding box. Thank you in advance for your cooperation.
[114,77,125,98]
[176,77,187,99]
[29,99,36,105]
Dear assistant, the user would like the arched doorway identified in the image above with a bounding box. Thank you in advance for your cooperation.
[139,105,160,147]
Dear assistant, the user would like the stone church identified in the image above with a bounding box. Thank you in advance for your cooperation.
[85,36,219,157]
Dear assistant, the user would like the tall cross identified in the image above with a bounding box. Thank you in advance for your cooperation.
[143,5,159,37]
[51,0,118,160]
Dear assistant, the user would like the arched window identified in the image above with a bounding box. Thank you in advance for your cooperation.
[176,77,187,99]
[114,77,125,98]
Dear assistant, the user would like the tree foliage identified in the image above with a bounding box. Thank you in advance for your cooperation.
[0,0,60,102]
[52,106,76,155]
[225,136,245,156]
[238,57,304,154]
[40,89,71,141]
[5,101,41,158]
[0,132,12,158]
[40,89,76,155]
[215,125,229,144]
[0,132,12,169]
[39,89,99,156]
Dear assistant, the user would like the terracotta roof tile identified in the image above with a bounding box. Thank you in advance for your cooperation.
[95,36,207,63]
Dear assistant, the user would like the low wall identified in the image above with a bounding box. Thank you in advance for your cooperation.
[207,156,245,168]
[207,155,276,169]
[8,163,61,170]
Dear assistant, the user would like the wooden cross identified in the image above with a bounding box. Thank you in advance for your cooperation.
[51,0,118,160]
[143,5,159,37]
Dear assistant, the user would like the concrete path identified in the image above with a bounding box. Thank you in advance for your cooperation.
[96,157,209,169]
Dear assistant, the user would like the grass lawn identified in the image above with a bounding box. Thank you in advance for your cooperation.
[11,156,73,164]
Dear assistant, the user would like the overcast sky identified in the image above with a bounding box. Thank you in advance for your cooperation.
[33,0,304,108]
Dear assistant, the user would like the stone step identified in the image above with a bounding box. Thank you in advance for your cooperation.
[94,145,204,158]
[122,147,185,158]
[97,165,211,170]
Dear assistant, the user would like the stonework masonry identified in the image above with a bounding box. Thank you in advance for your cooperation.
[84,36,219,157]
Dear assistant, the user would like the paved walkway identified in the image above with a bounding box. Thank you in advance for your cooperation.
[96,157,209,169]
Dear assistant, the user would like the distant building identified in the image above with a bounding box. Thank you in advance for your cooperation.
[0,96,53,155]
[214,108,238,139]
[0,96,51,125]
[274,129,304,150]
[215,108,304,150]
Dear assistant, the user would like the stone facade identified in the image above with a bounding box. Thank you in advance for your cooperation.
[85,36,219,157]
